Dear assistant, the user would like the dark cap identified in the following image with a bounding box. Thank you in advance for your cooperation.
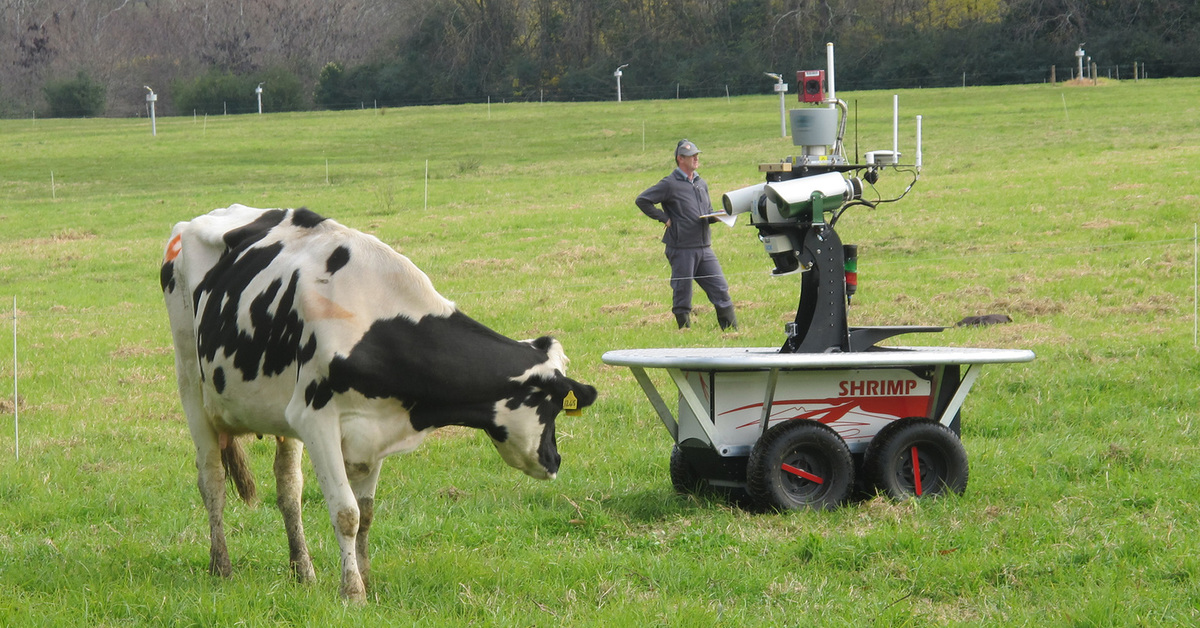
[675,139,701,157]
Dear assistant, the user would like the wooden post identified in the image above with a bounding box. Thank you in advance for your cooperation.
[1050,65,1056,85]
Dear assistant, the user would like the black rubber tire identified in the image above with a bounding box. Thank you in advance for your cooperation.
[669,444,704,495]
[864,417,969,500]
[746,420,854,511]
[669,444,752,504]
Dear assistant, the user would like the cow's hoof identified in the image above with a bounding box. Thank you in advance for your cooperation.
[340,572,366,603]
[340,585,367,604]
[358,568,370,591]
[208,554,232,578]
[292,557,316,583]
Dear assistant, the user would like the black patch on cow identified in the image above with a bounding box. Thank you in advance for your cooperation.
[222,209,287,251]
[326,309,587,459]
[160,261,175,293]
[305,379,333,410]
[326,246,351,275]
[193,229,309,386]
[298,334,318,366]
[291,207,327,228]
[505,385,550,412]
[212,366,226,394]
[539,421,560,475]
[323,310,597,479]
[193,241,284,310]
[410,402,510,441]
[326,311,598,429]
[327,310,546,407]
[194,242,284,361]
[246,270,306,378]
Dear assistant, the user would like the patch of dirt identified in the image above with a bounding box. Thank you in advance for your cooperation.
[111,345,173,359]
[50,229,98,242]
[986,297,1065,316]
[600,300,656,314]
[1081,218,1130,229]
[1059,78,1113,87]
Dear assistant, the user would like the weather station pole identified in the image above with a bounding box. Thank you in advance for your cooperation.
[145,86,158,136]
[766,73,788,137]
[614,64,628,102]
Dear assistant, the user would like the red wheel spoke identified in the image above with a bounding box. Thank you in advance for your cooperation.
[781,463,824,484]
[910,446,924,496]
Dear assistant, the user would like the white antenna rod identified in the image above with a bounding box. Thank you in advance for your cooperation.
[893,95,899,157]
[825,43,836,103]
[12,296,17,461]
[916,115,923,169]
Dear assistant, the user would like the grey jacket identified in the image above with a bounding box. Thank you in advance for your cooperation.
[635,168,715,248]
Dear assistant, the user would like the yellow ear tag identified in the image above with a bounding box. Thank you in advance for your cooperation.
[563,390,582,417]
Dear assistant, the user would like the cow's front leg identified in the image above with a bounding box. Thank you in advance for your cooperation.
[300,421,366,602]
[347,460,382,591]
[274,436,315,583]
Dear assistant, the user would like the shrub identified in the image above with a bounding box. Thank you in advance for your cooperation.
[314,61,394,110]
[252,67,306,112]
[313,62,347,109]
[173,69,250,115]
[174,67,306,115]
[43,71,106,118]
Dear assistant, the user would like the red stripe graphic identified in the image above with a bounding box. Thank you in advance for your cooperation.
[727,396,930,429]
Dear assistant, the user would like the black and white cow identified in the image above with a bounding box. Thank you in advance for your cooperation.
[161,204,597,601]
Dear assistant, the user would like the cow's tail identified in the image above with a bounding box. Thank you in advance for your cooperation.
[221,435,259,507]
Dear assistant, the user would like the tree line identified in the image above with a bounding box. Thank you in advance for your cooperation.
[3,0,1198,118]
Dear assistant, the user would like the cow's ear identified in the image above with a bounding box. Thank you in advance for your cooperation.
[553,377,597,417]
[530,336,556,352]
[570,380,598,409]
[540,375,597,414]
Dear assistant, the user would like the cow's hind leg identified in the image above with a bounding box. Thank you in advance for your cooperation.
[274,436,315,583]
[193,429,231,577]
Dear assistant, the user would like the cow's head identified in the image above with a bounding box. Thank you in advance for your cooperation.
[490,337,597,480]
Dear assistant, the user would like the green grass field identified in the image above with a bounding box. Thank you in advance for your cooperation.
[1,78,1198,625]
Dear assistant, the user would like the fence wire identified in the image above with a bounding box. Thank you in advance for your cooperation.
[0,235,1195,315]
[2,233,1197,460]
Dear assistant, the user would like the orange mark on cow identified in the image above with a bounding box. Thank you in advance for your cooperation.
[165,234,183,262]
[305,292,355,320]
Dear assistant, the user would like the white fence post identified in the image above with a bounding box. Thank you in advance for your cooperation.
[11,296,17,460]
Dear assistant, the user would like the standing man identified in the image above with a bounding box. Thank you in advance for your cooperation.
[636,139,738,330]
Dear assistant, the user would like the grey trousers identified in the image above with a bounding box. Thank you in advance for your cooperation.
[665,245,733,315]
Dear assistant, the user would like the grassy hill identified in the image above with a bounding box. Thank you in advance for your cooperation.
[1,78,1198,625]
